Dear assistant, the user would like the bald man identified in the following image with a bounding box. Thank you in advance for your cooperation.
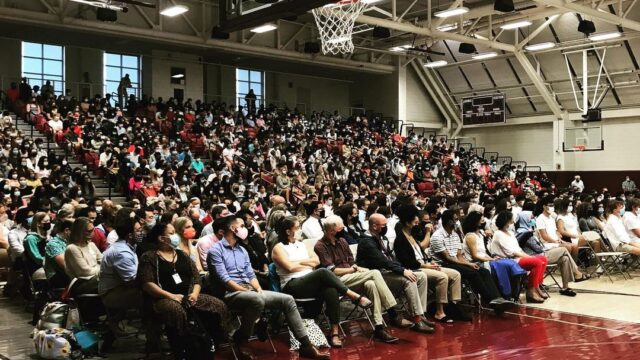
[356,213,435,334]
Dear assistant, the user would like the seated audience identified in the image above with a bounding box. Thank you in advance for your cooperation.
[44,219,73,288]
[357,213,435,333]
[430,210,513,311]
[314,215,399,342]
[393,204,466,323]
[623,198,640,244]
[604,200,640,255]
[207,215,330,360]
[23,212,51,276]
[272,216,372,348]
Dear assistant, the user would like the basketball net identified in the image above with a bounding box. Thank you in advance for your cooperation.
[312,0,368,55]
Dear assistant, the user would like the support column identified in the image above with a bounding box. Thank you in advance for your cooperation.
[553,113,567,170]
[397,59,407,135]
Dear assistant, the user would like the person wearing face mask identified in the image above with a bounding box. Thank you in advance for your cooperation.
[173,217,203,273]
[139,222,234,360]
[301,201,325,242]
[208,216,330,360]
[44,219,74,289]
[555,198,601,260]
[65,217,102,296]
[314,215,399,343]
[536,197,577,258]
[22,212,52,276]
[272,216,372,348]
[393,205,466,323]
[99,208,152,351]
[430,210,514,311]
[235,210,270,290]
[605,200,640,255]
[357,213,434,333]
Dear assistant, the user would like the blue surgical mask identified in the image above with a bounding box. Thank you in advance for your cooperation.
[620,208,626,217]
[169,234,181,248]
[26,216,33,226]
[529,219,536,228]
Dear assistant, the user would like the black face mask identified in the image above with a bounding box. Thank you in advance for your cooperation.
[318,209,326,218]
[41,222,51,231]
[379,225,388,237]
[411,224,423,239]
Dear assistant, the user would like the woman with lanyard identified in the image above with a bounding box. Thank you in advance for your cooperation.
[139,223,234,360]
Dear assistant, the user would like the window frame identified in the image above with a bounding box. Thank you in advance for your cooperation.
[21,41,65,96]
[104,52,142,100]
[236,68,264,109]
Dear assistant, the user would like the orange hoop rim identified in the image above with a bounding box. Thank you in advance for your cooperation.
[572,145,586,151]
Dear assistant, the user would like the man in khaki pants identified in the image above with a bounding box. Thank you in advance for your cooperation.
[314,215,401,343]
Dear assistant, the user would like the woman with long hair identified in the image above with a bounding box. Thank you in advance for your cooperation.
[23,212,51,276]
[272,216,372,348]
[65,217,102,295]
[172,217,202,272]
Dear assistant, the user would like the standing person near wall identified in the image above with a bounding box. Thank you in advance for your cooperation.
[117,74,132,109]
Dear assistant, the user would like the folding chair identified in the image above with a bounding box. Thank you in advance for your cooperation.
[592,233,632,282]
[542,264,561,296]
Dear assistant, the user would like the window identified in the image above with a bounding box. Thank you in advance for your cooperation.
[22,42,64,96]
[236,68,264,108]
[104,52,141,99]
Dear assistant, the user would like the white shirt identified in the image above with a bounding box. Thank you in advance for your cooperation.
[106,230,119,247]
[301,216,324,241]
[385,215,400,250]
[489,230,523,259]
[275,242,313,287]
[622,211,640,243]
[7,225,28,262]
[557,214,580,244]
[604,214,631,250]
[536,213,560,249]
[570,180,585,192]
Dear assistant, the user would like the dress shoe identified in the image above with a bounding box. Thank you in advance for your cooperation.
[389,316,413,328]
[234,345,255,360]
[410,321,435,334]
[299,344,331,360]
[422,318,436,327]
[373,328,399,343]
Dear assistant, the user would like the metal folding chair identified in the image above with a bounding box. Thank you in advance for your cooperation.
[592,233,633,282]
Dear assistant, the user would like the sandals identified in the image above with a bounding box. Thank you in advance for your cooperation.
[353,295,373,309]
[575,274,591,283]
[329,334,343,348]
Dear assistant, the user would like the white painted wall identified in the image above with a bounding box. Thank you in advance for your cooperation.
[149,50,203,102]
[0,37,21,88]
[462,123,555,170]
[405,65,441,124]
[65,46,103,99]
[265,72,350,114]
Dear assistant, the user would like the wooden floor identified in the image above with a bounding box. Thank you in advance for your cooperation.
[2,280,640,359]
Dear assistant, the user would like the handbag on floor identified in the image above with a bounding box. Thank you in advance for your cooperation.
[34,328,83,360]
[288,318,330,351]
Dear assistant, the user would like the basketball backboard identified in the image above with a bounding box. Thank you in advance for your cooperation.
[563,124,604,152]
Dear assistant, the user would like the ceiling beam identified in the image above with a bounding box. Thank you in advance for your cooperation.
[220,0,336,33]
[357,14,516,52]
[513,50,565,119]
[0,5,394,74]
[534,0,640,31]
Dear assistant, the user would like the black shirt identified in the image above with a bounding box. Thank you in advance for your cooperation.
[157,250,192,296]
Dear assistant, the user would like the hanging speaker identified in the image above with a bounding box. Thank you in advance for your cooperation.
[494,0,515,12]
[304,42,321,54]
[211,26,230,39]
[372,26,391,38]
[96,8,118,22]
[458,43,477,54]
[578,20,596,35]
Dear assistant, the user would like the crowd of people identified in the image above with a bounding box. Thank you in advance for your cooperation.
[1,81,640,360]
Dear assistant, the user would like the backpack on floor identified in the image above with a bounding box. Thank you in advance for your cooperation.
[33,328,83,360]
[288,318,330,351]
[34,302,81,336]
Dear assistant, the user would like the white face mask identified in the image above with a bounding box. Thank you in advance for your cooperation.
[295,229,303,240]
[548,206,555,213]
[568,205,573,213]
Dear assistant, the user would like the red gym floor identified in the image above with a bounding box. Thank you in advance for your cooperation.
[241,307,639,360]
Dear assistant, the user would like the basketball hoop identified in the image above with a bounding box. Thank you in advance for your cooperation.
[573,145,586,152]
[312,0,368,55]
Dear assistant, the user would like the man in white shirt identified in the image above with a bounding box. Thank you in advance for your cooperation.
[301,201,325,242]
[536,197,578,259]
[604,200,640,255]
[623,198,640,244]
[570,175,585,193]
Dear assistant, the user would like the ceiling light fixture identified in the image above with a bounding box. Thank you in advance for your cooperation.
[472,52,498,60]
[171,74,185,79]
[250,23,278,33]
[424,60,448,68]
[390,45,411,52]
[588,31,622,41]
[437,24,458,32]
[70,0,125,11]
[434,6,469,18]
[524,42,556,51]
[160,4,188,17]
[500,20,532,30]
